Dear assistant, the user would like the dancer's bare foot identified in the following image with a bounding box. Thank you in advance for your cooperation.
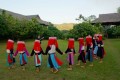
[50,68,54,72]
[76,63,80,65]
[81,65,85,68]
[8,67,11,70]
[54,69,58,73]
[89,64,93,67]
[36,68,40,72]
[67,68,72,70]
[99,61,103,63]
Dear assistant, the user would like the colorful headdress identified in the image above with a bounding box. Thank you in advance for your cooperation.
[16,41,25,51]
[33,40,41,51]
[94,34,99,38]
[47,37,58,48]
[6,39,14,50]
[86,35,92,45]
[68,38,74,49]
[78,38,84,45]
[98,34,102,41]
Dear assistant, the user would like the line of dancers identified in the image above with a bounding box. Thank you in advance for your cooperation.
[6,34,106,73]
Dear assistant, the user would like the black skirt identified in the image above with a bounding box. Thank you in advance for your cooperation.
[78,51,86,63]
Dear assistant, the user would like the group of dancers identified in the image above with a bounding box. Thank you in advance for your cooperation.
[6,34,106,73]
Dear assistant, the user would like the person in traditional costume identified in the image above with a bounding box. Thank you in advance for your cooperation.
[85,35,94,66]
[93,34,99,59]
[76,38,86,67]
[13,41,30,70]
[6,39,15,69]
[45,37,63,73]
[97,34,106,63]
[31,40,44,72]
[65,38,76,70]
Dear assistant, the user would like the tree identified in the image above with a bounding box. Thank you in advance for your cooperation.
[0,10,10,39]
[117,7,120,13]
[61,30,69,39]
[43,25,63,39]
[27,18,44,39]
[87,15,96,22]
[76,14,86,23]
[67,22,100,39]
[0,10,46,40]
[76,14,96,23]
[0,14,9,39]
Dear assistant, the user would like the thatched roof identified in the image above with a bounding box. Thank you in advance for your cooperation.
[92,13,120,25]
[26,15,50,25]
[0,8,50,26]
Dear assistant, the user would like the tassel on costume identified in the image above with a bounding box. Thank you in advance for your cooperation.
[55,55,63,66]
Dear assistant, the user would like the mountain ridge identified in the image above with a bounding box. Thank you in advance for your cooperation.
[54,23,76,30]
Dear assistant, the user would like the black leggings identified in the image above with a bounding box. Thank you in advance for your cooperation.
[78,51,86,63]
[69,54,72,65]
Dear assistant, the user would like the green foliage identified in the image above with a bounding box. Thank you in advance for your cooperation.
[0,11,45,40]
[67,22,100,39]
[117,7,120,13]
[0,14,9,38]
[107,26,120,38]
[61,30,69,40]
[0,10,64,40]
[76,14,96,23]
[43,25,63,39]
[1,10,119,40]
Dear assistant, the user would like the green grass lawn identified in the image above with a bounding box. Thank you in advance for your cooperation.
[0,39,120,80]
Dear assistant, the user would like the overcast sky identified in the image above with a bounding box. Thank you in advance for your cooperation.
[0,0,120,24]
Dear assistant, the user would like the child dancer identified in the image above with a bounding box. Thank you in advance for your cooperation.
[6,39,15,69]
[97,34,106,63]
[14,41,30,70]
[85,35,94,66]
[76,38,86,67]
[65,38,76,70]
[45,37,63,73]
[31,40,44,72]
